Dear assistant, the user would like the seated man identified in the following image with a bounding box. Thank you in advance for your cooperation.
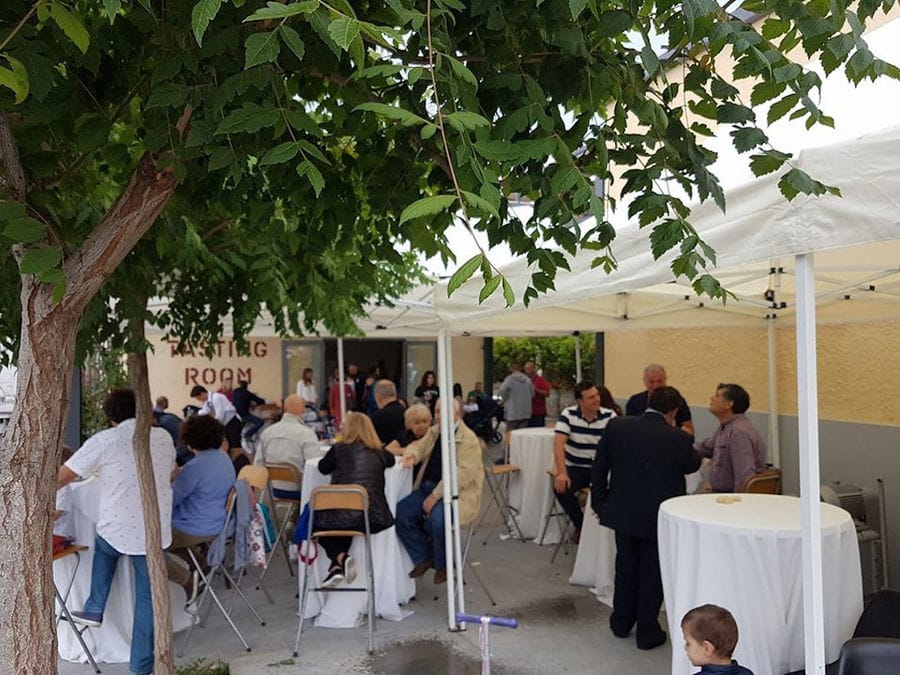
[166,415,236,605]
[370,379,406,446]
[255,394,322,499]
[57,388,175,675]
[695,383,767,492]
[395,399,484,585]
[553,381,617,542]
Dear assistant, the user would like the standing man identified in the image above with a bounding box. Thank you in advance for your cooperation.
[255,394,322,498]
[499,363,533,433]
[232,379,266,441]
[695,383,767,492]
[347,362,365,411]
[553,381,616,541]
[58,388,176,675]
[625,364,694,436]
[371,379,406,445]
[190,384,242,450]
[591,386,701,650]
[524,361,551,427]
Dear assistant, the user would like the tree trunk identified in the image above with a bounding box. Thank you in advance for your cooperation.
[127,315,175,674]
[0,150,177,673]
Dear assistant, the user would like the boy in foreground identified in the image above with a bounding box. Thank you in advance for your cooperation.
[682,604,755,674]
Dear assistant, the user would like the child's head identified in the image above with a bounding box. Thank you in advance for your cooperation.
[317,405,331,419]
[681,604,739,667]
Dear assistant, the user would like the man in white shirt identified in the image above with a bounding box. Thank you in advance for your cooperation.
[255,394,322,498]
[57,388,175,675]
[191,384,242,450]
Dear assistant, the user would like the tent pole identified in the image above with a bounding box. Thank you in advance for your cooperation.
[796,253,826,674]
[337,338,346,427]
[436,329,459,630]
[766,317,780,467]
[574,333,582,383]
[445,332,466,616]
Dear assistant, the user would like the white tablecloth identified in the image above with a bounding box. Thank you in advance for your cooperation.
[569,508,616,606]
[659,494,863,675]
[55,478,193,665]
[297,457,415,628]
[507,428,561,544]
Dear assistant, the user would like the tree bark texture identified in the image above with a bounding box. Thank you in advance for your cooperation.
[127,316,175,675]
[0,153,176,673]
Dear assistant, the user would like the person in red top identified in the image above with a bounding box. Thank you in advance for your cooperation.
[524,361,551,427]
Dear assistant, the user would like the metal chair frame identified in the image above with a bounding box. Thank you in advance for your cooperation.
[53,544,101,674]
[259,461,303,586]
[293,484,376,656]
[178,486,266,657]
[474,463,526,545]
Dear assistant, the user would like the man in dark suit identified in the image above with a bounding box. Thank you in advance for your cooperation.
[591,386,701,650]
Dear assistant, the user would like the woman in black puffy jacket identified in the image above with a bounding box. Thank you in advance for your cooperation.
[314,412,395,587]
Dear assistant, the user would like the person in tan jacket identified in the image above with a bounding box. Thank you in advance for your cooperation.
[396,398,484,585]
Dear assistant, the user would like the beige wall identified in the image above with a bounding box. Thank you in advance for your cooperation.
[147,335,487,415]
[147,336,283,415]
[605,319,900,426]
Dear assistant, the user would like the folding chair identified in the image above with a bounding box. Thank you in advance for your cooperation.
[293,484,375,656]
[178,485,266,656]
[474,463,526,545]
[258,461,303,586]
[53,544,100,674]
[234,464,276,602]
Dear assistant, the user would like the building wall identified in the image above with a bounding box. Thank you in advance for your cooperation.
[605,319,900,427]
[147,335,486,415]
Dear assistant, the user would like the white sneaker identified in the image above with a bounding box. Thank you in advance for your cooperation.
[322,566,344,588]
[344,555,357,584]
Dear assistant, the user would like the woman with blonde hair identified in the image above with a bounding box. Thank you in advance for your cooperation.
[386,403,432,456]
[314,412,396,587]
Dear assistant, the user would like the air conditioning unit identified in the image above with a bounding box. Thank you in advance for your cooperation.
[820,480,889,597]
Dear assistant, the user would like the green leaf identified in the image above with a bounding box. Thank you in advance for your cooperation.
[501,277,515,307]
[778,167,832,201]
[478,275,502,303]
[279,25,306,61]
[245,31,281,68]
[749,151,789,177]
[716,103,754,124]
[328,18,360,51]
[146,83,190,109]
[444,111,491,131]
[191,0,222,47]
[640,45,661,76]
[244,0,318,21]
[215,103,279,134]
[460,190,500,219]
[353,102,428,126]
[296,160,325,197]
[296,139,330,164]
[446,55,478,87]
[595,10,632,38]
[730,126,767,153]
[448,254,483,295]
[207,146,235,171]
[19,244,62,275]
[2,216,46,243]
[0,57,28,104]
[259,142,300,166]
[399,195,457,224]
[102,0,122,24]
[568,0,587,19]
[50,4,90,54]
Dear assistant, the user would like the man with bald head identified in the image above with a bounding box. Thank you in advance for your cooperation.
[625,364,694,436]
[255,394,322,498]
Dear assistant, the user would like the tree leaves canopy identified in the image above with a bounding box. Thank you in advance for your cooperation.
[1,0,898,359]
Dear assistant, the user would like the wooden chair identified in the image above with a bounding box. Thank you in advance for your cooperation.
[740,468,782,494]
[53,544,100,674]
[257,461,303,588]
[294,484,375,656]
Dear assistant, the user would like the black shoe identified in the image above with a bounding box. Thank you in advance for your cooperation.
[322,566,344,588]
[636,630,667,650]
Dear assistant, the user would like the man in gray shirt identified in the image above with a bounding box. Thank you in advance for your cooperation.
[255,394,322,498]
[499,363,534,432]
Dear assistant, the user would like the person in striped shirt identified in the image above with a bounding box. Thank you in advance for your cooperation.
[553,381,617,540]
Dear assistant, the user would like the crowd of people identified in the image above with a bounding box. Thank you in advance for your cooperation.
[54,357,766,674]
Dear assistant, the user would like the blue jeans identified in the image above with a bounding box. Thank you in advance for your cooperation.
[84,535,154,675]
[396,482,447,571]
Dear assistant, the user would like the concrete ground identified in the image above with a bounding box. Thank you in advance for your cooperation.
[59,441,673,675]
